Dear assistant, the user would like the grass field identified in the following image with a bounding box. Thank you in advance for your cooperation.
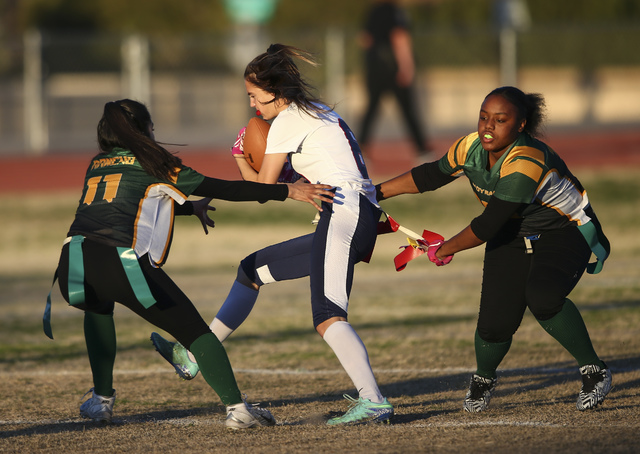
[1,167,639,453]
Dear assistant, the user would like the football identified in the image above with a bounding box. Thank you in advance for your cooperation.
[243,117,270,171]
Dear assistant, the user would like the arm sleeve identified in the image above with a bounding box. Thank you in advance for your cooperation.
[411,161,457,192]
[192,176,288,203]
[470,196,527,242]
[174,201,194,216]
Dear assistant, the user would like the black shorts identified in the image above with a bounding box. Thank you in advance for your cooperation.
[57,238,210,349]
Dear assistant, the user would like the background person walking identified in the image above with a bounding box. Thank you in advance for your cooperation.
[358,0,431,159]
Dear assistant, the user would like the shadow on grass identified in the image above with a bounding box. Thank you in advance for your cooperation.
[267,355,640,425]
[228,313,478,343]
[0,407,222,439]
[0,341,155,366]
[2,356,638,437]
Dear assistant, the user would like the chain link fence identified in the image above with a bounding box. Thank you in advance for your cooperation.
[1,25,639,156]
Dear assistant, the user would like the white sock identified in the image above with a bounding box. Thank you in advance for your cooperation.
[209,318,234,343]
[186,319,235,363]
[322,321,384,403]
[185,282,258,364]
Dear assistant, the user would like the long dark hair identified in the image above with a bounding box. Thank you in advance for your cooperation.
[486,86,546,139]
[244,44,331,117]
[97,99,182,181]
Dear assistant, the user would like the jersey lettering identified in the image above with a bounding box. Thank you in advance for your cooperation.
[90,155,136,169]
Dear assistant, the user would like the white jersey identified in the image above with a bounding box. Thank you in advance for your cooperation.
[265,103,378,206]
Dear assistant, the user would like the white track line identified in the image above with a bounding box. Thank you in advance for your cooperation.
[3,366,468,378]
[3,418,635,429]
[0,365,635,378]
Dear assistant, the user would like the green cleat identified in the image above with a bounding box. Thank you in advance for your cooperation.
[327,394,393,426]
[150,332,199,380]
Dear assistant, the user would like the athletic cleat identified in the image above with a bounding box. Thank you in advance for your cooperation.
[225,398,276,429]
[326,394,394,426]
[463,374,497,413]
[150,332,199,380]
[79,388,116,423]
[576,364,612,410]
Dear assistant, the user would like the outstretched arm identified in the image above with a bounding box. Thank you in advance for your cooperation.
[436,225,484,260]
[437,197,527,259]
[192,176,333,211]
[375,170,420,201]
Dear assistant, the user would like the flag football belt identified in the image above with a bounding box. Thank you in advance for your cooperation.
[376,212,444,271]
[378,215,608,275]
[577,221,610,274]
[43,235,156,339]
[523,224,609,274]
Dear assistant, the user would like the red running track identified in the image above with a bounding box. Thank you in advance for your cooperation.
[1,129,638,194]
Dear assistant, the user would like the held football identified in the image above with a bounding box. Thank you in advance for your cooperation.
[243,117,270,171]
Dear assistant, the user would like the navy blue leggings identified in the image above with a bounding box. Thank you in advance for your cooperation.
[477,226,591,343]
[239,195,380,328]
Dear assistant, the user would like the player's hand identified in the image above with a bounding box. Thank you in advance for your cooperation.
[191,197,216,234]
[427,240,453,266]
[286,179,334,211]
[231,127,246,157]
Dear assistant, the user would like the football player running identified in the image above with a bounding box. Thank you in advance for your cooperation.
[375,86,612,412]
[152,44,394,426]
[48,98,333,428]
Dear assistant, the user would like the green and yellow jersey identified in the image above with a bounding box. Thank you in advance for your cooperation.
[438,132,609,272]
[68,148,204,267]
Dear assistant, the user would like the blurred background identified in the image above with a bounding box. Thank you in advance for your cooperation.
[1,0,639,156]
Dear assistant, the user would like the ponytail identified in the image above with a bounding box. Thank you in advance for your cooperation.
[486,86,547,139]
[97,99,182,181]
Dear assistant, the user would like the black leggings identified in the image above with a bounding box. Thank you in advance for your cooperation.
[359,60,426,152]
[477,226,591,343]
[57,238,210,349]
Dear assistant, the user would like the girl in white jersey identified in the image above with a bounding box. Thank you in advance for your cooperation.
[152,44,394,425]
